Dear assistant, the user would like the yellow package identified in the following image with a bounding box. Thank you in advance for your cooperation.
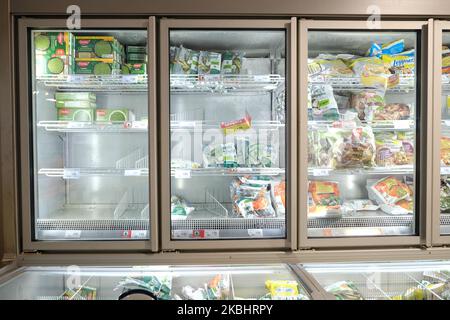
[381,54,415,74]
[265,280,299,298]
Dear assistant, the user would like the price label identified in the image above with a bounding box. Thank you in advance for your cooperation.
[174,169,191,179]
[442,167,450,175]
[394,120,411,130]
[131,230,148,239]
[67,122,85,129]
[444,120,450,127]
[124,169,142,176]
[248,229,263,238]
[131,121,148,129]
[67,75,84,82]
[172,230,190,239]
[63,169,80,179]
[122,75,139,83]
[64,230,81,239]
[312,168,330,176]
[254,75,271,82]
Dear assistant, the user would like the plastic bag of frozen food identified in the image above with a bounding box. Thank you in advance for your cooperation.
[271,180,286,217]
[309,58,353,77]
[443,46,450,74]
[350,57,397,89]
[381,50,415,75]
[441,137,450,166]
[331,126,376,169]
[173,45,199,74]
[350,90,386,121]
[230,176,275,218]
[367,39,405,57]
[222,51,244,74]
[309,84,340,120]
[325,281,363,300]
[367,176,413,214]
[308,181,342,217]
[309,129,336,168]
[265,280,301,300]
[171,195,195,219]
[169,46,178,73]
[248,143,278,168]
[440,178,450,213]
[341,199,379,214]
[206,274,231,300]
[374,103,411,121]
[115,275,172,300]
[198,50,221,75]
[374,132,414,167]
[203,143,237,168]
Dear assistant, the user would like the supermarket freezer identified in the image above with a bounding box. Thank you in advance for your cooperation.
[17,18,158,251]
[298,20,432,247]
[0,264,322,300]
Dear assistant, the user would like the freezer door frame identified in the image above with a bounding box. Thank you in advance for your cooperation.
[432,20,450,246]
[298,19,432,248]
[17,18,158,252]
[159,18,298,250]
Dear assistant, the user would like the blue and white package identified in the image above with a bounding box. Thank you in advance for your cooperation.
[366,42,382,57]
[381,39,405,55]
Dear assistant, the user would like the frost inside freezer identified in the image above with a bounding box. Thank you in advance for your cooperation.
[31,30,150,240]
[168,30,287,240]
[307,31,418,238]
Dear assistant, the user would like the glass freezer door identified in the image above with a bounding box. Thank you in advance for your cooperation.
[18,19,155,248]
[161,20,294,248]
[300,21,428,244]
[439,28,450,237]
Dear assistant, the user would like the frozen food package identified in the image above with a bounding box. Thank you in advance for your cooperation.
[169,46,178,73]
[375,131,414,166]
[206,274,231,300]
[441,137,450,165]
[440,178,450,213]
[382,52,415,75]
[341,199,379,213]
[443,45,450,74]
[309,84,340,121]
[230,176,275,218]
[309,58,353,77]
[182,286,208,300]
[220,112,252,134]
[203,143,237,168]
[173,45,199,74]
[350,90,385,121]
[373,103,411,121]
[223,142,238,168]
[325,281,363,300]
[235,136,250,167]
[349,57,397,89]
[265,280,304,300]
[271,180,286,217]
[198,51,222,75]
[308,181,342,217]
[308,129,336,168]
[367,176,413,214]
[171,195,194,219]
[366,39,405,57]
[331,126,376,169]
[115,275,172,300]
[248,143,278,168]
[221,51,244,74]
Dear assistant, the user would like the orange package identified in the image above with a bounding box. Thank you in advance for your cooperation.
[271,180,286,216]
[308,181,342,215]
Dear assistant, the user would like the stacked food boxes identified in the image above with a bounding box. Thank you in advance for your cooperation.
[122,45,147,75]
[34,32,75,75]
[74,36,124,75]
[55,92,97,121]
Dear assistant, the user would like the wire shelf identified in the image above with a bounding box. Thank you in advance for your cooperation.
[308,120,415,132]
[309,74,415,92]
[36,74,148,92]
[36,219,149,231]
[308,165,414,176]
[171,167,285,177]
[308,213,413,229]
[37,121,148,133]
[38,167,148,178]
[170,74,285,93]
[171,217,285,230]
[170,120,285,131]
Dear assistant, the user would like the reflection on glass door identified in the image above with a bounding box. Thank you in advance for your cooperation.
[31,29,149,240]
[306,31,418,238]
[168,29,287,240]
[440,32,450,235]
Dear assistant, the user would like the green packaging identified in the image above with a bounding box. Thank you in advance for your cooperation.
[122,63,147,75]
[54,92,96,102]
[34,32,74,75]
[127,45,147,54]
[74,59,121,75]
[56,100,96,109]
[126,53,147,63]
[57,108,95,121]
[95,108,135,122]
[75,36,122,61]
